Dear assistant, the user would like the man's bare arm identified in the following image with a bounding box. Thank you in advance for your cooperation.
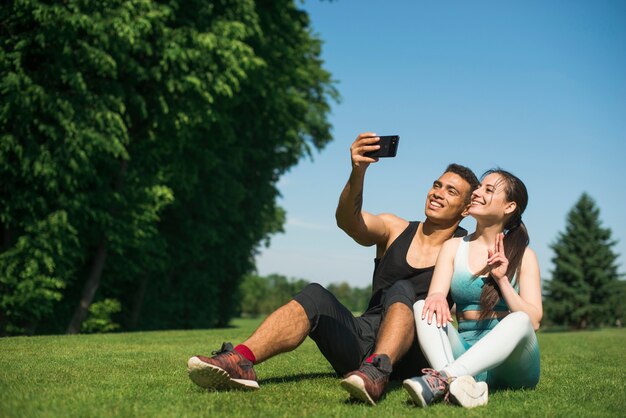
[335,133,389,247]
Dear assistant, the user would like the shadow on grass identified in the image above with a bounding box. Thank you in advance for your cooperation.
[339,380,409,405]
[258,372,337,385]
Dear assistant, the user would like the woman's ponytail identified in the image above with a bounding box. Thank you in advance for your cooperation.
[478,170,529,319]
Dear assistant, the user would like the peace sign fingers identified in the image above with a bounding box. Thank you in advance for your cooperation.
[487,233,509,281]
[497,232,506,255]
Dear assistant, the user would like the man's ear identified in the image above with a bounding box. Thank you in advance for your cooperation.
[461,203,471,217]
[504,201,517,215]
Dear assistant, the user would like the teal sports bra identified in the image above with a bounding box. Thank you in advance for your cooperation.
[450,235,517,312]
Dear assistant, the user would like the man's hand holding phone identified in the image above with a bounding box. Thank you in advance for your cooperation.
[350,133,400,169]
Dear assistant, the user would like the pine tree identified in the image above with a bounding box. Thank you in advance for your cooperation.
[545,193,622,329]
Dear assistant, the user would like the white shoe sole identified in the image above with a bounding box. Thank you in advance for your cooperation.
[402,378,430,408]
[340,375,376,405]
[448,375,488,408]
[187,356,259,391]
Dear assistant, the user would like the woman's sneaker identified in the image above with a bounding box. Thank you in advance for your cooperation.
[187,342,259,390]
[404,369,488,408]
[448,375,488,408]
[403,368,451,407]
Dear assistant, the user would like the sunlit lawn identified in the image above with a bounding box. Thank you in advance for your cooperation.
[1,318,624,417]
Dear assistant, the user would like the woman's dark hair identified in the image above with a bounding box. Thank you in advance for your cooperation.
[478,168,529,319]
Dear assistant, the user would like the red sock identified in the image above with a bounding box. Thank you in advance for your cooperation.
[234,344,257,364]
[365,353,378,363]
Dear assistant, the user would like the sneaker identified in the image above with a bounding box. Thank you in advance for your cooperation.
[448,375,488,408]
[187,342,259,390]
[340,354,392,405]
[403,368,451,407]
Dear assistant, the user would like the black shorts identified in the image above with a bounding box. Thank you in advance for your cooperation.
[293,282,428,380]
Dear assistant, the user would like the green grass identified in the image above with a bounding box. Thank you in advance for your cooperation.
[1,319,625,417]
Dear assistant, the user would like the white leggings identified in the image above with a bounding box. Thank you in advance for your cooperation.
[413,300,540,389]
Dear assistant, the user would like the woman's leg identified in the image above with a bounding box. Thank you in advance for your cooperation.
[413,300,468,370]
[406,301,486,408]
[443,312,540,388]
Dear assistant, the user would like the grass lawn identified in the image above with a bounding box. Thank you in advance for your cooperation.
[1,318,625,417]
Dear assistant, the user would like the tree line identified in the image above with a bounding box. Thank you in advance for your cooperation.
[237,274,372,318]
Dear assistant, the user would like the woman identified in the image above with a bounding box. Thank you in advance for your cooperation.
[403,169,542,408]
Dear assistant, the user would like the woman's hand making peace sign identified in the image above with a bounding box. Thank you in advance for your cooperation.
[487,232,510,284]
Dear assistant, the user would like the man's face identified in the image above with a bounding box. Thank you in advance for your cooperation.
[424,172,472,222]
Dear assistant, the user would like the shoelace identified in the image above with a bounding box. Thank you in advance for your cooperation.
[360,362,383,382]
[420,368,452,402]
[358,355,392,382]
[211,342,234,356]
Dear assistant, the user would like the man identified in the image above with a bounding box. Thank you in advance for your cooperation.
[187,132,479,405]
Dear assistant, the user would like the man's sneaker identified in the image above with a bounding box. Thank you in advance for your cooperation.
[340,354,392,405]
[187,342,259,390]
[448,375,488,408]
[403,368,452,407]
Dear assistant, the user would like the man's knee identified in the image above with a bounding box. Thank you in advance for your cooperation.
[297,283,333,301]
[292,283,340,328]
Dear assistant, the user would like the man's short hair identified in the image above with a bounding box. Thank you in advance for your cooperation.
[444,163,480,204]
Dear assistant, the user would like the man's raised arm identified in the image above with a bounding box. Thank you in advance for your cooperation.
[335,133,390,247]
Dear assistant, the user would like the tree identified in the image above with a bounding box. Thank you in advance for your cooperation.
[327,282,372,313]
[132,0,337,330]
[238,273,309,317]
[544,193,622,329]
[1,0,185,335]
[237,274,373,317]
[0,0,337,335]
[606,280,626,327]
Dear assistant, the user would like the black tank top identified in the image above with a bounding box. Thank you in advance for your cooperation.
[363,221,465,315]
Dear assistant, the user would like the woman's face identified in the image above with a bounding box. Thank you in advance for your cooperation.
[469,173,516,220]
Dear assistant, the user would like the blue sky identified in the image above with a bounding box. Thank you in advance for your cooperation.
[255,0,626,288]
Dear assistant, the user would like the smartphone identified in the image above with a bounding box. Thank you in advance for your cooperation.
[364,135,400,158]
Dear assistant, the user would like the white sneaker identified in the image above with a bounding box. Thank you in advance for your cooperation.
[448,375,488,408]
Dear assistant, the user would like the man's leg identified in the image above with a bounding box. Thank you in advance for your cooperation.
[293,283,377,376]
[188,283,374,390]
[241,299,310,363]
[187,299,309,391]
[340,280,417,405]
[373,302,415,364]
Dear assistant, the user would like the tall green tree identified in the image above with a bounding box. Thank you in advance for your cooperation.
[544,193,622,329]
[132,0,337,330]
[1,0,174,335]
[0,0,337,335]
